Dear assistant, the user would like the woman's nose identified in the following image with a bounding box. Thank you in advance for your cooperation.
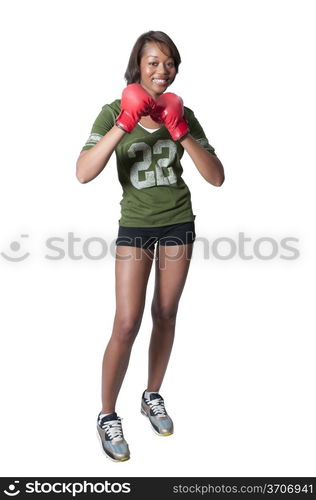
[158,63,169,73]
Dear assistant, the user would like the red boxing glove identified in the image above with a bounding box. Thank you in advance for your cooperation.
[116,83,155,133]
[151,93,189,141]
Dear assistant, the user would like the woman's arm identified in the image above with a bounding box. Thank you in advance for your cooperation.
[76,125,126,184]
[77,84,156,184]
[179,134,225,186]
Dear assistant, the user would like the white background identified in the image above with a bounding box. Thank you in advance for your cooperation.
[0,0,315,477]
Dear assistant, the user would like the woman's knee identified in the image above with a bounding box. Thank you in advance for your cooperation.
[112,316,141,343]
[151,304,178,323]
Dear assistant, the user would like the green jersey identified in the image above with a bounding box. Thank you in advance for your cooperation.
[81,99,216,227]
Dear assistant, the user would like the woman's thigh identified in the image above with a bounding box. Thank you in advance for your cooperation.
[114,245,155,328]
[151,243,194,320]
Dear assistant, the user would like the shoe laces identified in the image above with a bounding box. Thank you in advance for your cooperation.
[101,417,124,441]
[147,397,167,416]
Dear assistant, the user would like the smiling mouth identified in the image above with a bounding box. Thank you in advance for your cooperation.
[152,78,169,85]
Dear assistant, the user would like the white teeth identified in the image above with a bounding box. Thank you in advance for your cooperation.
[153,79,167,84]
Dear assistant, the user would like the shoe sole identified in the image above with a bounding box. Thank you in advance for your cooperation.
[141,408,173,436]
[96,428,130,462]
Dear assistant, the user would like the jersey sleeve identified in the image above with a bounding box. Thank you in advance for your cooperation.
[184,107,217,156]
[81,103,117,151]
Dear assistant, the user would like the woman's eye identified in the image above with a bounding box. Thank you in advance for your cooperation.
[148,61,174,67]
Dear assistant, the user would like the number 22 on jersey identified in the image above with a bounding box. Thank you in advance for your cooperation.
[127,139,177,190]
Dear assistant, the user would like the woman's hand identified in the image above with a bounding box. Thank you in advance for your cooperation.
[151,92,189,141]
[116,83,156,132]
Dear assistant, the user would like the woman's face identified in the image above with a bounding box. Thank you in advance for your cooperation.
[139,42,177,99]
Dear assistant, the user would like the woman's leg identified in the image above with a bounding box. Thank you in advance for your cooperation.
[147,243,194,391]
[101,245,155,413]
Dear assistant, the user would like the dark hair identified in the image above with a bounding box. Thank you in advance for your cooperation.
[124,31,181,84]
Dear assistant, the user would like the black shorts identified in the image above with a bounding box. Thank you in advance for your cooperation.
[116,221,196,250]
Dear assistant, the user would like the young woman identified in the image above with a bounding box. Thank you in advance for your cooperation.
[76,31,224,462]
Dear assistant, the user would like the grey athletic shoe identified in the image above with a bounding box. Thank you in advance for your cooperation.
[141,391,174,436]
[97,412,130,462]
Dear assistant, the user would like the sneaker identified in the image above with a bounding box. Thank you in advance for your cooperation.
[141,391,174,436]
[97,412,130,462]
